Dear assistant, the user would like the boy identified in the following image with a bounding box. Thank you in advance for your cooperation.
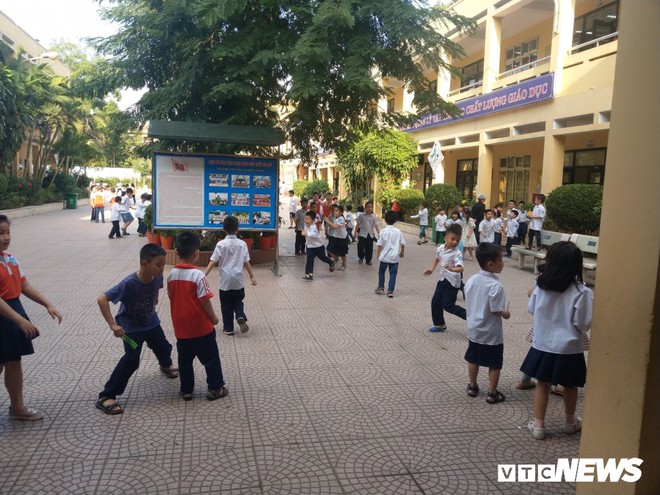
[354,201,381,265]
[294,198,308,255]
[375,210,405,297]
[423,223,466,332]
[434,208,447,246]
[517,200,529,245]
[108,195,123,239]
[527,194,546,250]
[464,242,510,404]
[478,209,496,244]
[168,232,227,401]
[504,209,519,257]
[96,243,178,415]
[204,216,257,336]
[287,190,298,229]
[301,210,335,280]
[345,205,355,243]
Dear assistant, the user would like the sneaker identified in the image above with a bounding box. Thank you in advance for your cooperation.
[237,317,249,334]
[528,420,546,440]
[417,240,422,245]
[375,288,385,295]
[387,291,394,298]
[358,259,363,264]
[564,417,582,434]
[206,386,229,401]
[302,274,313,281]
[428,325,447,333]
[223,329,234,336]
[180,392,194,401]
[422,239,428,244]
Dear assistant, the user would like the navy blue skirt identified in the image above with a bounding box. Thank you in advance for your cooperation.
[327,236,349,256]
[520,347,586,388]
[464,340,504,369]
[0,298,36,363]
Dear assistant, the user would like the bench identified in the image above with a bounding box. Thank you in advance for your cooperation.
[511,230,570,274]
[570,234,599,285]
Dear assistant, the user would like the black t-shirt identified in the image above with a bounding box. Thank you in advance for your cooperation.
[471,201,486,226]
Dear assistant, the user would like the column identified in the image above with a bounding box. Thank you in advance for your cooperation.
[549,0,576,95]
[475,141,493,201]
[577,2,660,494]
[540,133,565,195]
[482,7,501,93]
[437,49,452,99]
[402,86,415,114]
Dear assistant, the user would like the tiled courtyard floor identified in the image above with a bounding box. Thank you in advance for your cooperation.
[0,207,584,494]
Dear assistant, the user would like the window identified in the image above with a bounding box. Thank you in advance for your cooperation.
[461,60,484,87]
[387,98,395,113]
[498,156,531,203]
[573,1,618,47]
[428,79,438,94]
[456,159,478,199]
[505,37,539,74]
[563,148,607,185]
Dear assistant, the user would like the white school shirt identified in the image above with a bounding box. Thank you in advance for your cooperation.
[494,217,504,234]
[329,216,347,239]
[465,270,506,346]
[209,235,250,291]
[411,207,428,226]
[110,202,122,221]
[435,214,447,232]
[517,210,529,224]
[377,225,406,264]
[120,194,132,213]
[356,213,379,238]
[135,199,147,219]
[479,219,496,243]
[506,218,519,238]
[529,204,546,230]
[304,224,324,248]
[345,211,355,229]
[288,196,298,213]
[529,282,593,354]
[435,244,463,288]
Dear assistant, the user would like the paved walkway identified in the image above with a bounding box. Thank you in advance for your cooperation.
[1,208,582,494]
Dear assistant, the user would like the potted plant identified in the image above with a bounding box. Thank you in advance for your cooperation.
[260,231,277,249]
[239,231,259,251]
[159,229,178,250]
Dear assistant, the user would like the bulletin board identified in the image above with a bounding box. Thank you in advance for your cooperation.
[153,152,278,231]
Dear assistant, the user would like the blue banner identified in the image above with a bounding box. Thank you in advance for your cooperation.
[404,73,555,132]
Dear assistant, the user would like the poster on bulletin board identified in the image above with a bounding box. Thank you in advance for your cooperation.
[152,152,278,231]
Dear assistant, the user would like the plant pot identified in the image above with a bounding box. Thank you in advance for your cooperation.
[161,235,175,250]
[147,232,161,245]
[242,238,254,251]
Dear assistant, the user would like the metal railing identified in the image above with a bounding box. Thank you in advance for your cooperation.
[497,56,550,80]
[568,31,619,55]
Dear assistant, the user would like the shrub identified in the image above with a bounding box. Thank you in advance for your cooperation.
[293,180,308,198]
[374,183,400,212]
[0,174,8,194]
[545,184,603,234]
[396,188,425,220]
[425,184,462,213]
[302,178,329,199]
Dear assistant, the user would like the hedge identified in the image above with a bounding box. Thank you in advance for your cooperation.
[545,184,603,234]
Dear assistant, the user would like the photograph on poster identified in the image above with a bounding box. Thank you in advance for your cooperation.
[252,211,271,225]
[209,211,228,224]
[209,192,229,206]
[234,211,250,224]
[231,193,250,206]
[232,175,250,188]
[253,194,271,207]
[209,173,229,187]
[253,175,272,189]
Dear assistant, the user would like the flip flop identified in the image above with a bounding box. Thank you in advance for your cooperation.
[95,398,123,415]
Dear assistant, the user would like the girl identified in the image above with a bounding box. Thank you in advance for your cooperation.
[459,210,476,261]
[0,215,63,420]
[520,241,593,440]
[325,204,349,270]
[411,202,429,245]
[434,208,447,246]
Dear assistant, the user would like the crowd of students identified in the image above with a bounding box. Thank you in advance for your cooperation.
[88,183,153,238]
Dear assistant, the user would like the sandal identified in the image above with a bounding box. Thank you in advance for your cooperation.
[95,398,123,415]
[516,381,536,390]
[160,366,179,379]
[8,406,44,421]
[467,384,479,397]
[329,262,335,272]
[486,391,506,404]
[303,274,314,280]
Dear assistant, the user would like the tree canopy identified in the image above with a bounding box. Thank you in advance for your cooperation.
[95,0,473,161]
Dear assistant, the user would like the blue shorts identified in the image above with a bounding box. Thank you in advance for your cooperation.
[0,298,36,363]
[120,212,134,223]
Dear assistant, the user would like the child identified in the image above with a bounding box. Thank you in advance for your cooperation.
[287,190,298,228]
[434,208,447,246]
[135,193,151,237]
[96,243,178,415]
[460,210,477,261]
[464,243,510,404]
[301,211,335,280]
[354,202,381,265]
[120,187,135,235]
[0,215,62,420]
[504,209,519,257]
[204,216,257,336]
[109,195,123,239]
[309,201,323,232]
[517,200,529,245]
[478,209,496,244]
[423,223,466,332]
[411,202,429,245]
[345,205,355,243]
[294,199,308,255]
[92,186,105,223]
[527,194,546,250]
[375,210,405,297]
[521,241,593,440]
[325,204,349,270]
[493,209,504,246]
[168,232,227,401]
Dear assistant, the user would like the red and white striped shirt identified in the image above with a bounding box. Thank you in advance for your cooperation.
[167,264,214,339]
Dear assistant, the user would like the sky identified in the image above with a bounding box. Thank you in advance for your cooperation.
[0,0,143,109]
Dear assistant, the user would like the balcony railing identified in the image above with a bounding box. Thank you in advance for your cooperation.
[568,31,619,55]
[448,79,483,98]
[497,56,550,80]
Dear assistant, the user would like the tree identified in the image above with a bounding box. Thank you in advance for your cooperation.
[337,128,418,205]
[425,183,462,213]
[95,0,474,161]
[545,184,603,234]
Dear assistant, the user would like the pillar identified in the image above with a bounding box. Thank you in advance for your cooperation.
[540,134,565,196]
[577,2,660,494]
[549,0,576,95]
[475,142,493,201]
[482,7,501,93]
